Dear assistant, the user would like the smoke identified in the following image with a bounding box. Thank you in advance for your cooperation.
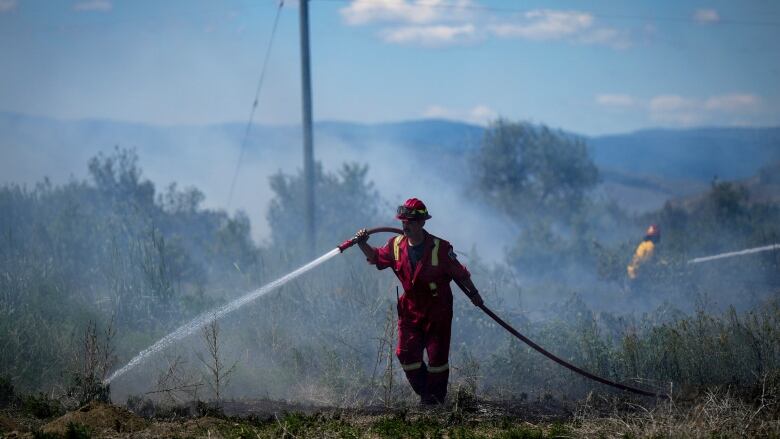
[0,114,515,263]
[3,113,779,404]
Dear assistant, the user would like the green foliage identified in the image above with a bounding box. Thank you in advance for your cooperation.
[269,413,359,439]
[64,422,92,439]
[22,393,63,419]
[0,376,17,408]
[473,120,599,221]
[471,119,602,276]
[653,181,780,258]
[267,161,382,256]
[483,296,780,400]
[371,415,444,439]
[495,424,568,439]
[32,431,61,439]
[0,148,262,391]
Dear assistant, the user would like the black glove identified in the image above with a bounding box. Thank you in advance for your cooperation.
[354,228,369,243]
[468,290,484,307]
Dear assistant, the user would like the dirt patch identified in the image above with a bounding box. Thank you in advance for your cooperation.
[42,401,147,436]
[221,398,325,419]
[0,413,24,433]
[132,416,234,439]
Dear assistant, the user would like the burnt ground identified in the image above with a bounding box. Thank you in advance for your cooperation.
[0,395,579,438]
[219,393,573,423]
[2,392,777,438]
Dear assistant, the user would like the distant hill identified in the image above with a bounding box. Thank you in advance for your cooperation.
[2,111,778,218]
[318,119,484,153]
[588,127,780,182]
[668,161,780,212]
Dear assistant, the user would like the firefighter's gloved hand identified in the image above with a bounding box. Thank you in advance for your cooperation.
[354,228,369,244]
[468,290,484,307]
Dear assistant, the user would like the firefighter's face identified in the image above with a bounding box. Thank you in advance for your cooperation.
[402,218,425,236]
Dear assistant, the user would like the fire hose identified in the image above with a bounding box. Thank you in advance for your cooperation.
[339,227,667,399]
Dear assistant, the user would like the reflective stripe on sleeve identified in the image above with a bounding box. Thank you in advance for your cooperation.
[427,363,449,373]
[431,238,440,266]
[400,362,422,371]
[393,235,403,261]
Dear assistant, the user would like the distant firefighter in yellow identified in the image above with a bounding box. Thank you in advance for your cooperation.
[627,224,661,280]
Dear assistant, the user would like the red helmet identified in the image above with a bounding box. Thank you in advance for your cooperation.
[396,198,432,221]
[645,224,660,239]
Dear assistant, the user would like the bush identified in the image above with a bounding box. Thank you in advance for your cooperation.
[22,393,63,419]
[0,375,17,408]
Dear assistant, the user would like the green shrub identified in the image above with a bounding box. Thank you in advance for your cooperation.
[22,393,63,419]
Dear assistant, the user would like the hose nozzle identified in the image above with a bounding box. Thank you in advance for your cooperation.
[338,238,357,253]
[336,227,403,253]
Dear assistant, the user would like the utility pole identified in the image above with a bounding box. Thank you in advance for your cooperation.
[299,0,315,257]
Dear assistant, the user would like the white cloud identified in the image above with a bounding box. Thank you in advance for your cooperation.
[342,2,631,50]
[693,9,719,24]
[704,94,760,111]
[489,9,630,49]
[595,94,636,107]
[490,10,593,40]
[381,23,476,46]
[577,27,631,50]
[422,104,497,125]
[646,93,761,126]
[341,0,479,47]
[649,94,696,112]
[73,0,112,11]
[595,92,762,127]
[648,95,701,126]
[341,0,473,26]
[423,105,454,119]
[468,104,498,124]
[0,0,16,12]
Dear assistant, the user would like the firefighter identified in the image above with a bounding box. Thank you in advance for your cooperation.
[627,224,661,280]
[354,198,483,405]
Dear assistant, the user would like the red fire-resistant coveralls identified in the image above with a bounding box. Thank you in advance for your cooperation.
[367,231,471,403]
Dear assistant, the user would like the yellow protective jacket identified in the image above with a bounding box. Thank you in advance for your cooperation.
[627,240,655,280]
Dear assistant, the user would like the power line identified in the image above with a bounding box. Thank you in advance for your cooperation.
[312,0,780,27]
[227,0,285,209]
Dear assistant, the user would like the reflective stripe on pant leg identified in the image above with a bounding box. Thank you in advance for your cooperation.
[400,362,422,371]
[427,363,449,373]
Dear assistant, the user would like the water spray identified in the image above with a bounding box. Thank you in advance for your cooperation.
[106,228,406,385]
[107,227,665,399]
[105,248,342,385]
[688,243,780,264]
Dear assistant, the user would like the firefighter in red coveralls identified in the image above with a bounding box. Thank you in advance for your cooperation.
[354,198,484,405]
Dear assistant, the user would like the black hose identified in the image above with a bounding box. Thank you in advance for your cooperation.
[367,227,404,236]
[345,227,668,399]
[454,278,667,398]
[338,227,404,252]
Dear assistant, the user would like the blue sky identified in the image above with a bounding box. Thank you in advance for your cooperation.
[1,0,778,135]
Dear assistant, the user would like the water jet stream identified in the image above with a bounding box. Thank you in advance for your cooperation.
[104,248,341,385]
[688,243,780,264]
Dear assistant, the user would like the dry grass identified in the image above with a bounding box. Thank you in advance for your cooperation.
[572,387,780,438]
